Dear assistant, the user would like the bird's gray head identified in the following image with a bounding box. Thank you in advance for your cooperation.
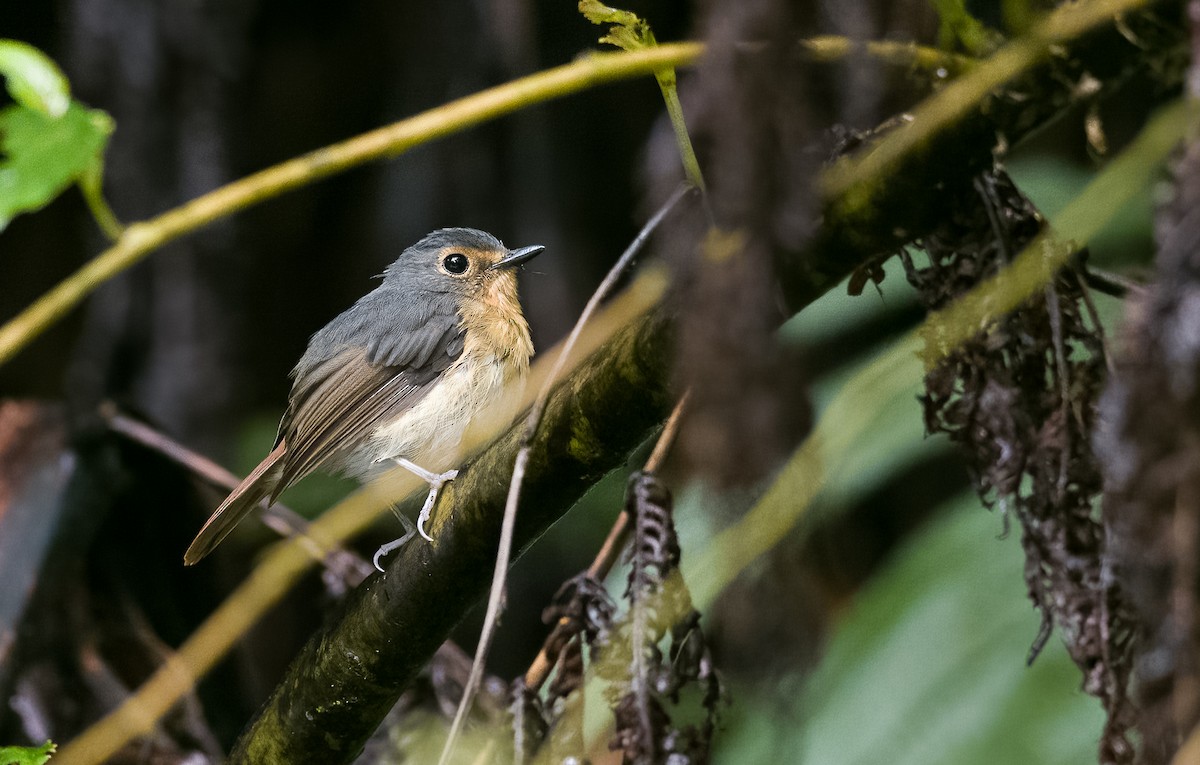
[381,228,544,303]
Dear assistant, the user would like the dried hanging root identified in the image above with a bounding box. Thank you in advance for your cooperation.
[898,166,1137,765]
[511,574,616,762]
[515,472,723,764]
[514,401,693,763]
[603,472,722,764]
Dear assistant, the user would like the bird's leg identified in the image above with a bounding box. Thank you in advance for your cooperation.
[386,456,459,533]
[373,511,415,572]
[371,457,459,570]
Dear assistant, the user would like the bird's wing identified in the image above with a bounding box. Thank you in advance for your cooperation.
[272,293,465,496]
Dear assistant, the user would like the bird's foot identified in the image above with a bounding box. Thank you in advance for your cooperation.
[391,457,459,542]
[373,511,415,572]
[415,469,458,542]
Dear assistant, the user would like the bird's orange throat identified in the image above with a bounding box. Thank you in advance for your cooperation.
[459,271,534,377]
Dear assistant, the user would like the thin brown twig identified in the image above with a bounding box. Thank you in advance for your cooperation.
[1083,265,1144,299]
[438,184,695,765]
[523,395,688,692]
[104,405,498,693]
[98,402,374,585]
[1171,719,1200,765]
[1073,266,1116,376]
[641,393,689,475]
[586,514,631,584]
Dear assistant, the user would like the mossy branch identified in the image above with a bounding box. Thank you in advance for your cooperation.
[794,0,1181,311]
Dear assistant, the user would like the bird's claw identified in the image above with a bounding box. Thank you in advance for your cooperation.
[415,469,457,542]
[383,459,459,547]
[373,512,415,572]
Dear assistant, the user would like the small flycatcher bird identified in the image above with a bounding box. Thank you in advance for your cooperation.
[184,228,542,569]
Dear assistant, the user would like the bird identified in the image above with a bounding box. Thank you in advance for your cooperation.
[184,228,543,570]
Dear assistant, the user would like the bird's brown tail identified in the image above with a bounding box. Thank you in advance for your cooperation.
[184,443,287,565]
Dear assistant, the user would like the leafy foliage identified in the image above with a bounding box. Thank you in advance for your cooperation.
[0,40,113,231]
[0,741,55,765]
[758,497,1104,765]
[0,40,69,117]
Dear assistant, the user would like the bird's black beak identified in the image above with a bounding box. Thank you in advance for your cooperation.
[489,244,545,270]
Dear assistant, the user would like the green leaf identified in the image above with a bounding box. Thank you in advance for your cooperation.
[929,0,1003,56]
[578,0,656,51]
[1008,152,1155,268]
[578,0,640,28]
[0,740,56,765]
[812,345,938,512]
[781,496,1103,765]
[0,100,114,230]
[0,40,70,117]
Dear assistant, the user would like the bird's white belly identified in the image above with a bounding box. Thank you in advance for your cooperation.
[352,354,513,477]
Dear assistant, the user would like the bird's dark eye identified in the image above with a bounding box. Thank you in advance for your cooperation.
[442,253,469,274]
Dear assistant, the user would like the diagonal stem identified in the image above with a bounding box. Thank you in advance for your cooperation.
[437,184,695,765]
